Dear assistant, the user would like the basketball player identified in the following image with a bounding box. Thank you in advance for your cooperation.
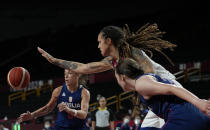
[115,58,210,130]
[37,23,180,129]
[18,69,90,130]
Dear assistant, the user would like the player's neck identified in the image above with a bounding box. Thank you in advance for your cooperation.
[66,82,78,93]
[110,47,119,60]
[125,78,136,91]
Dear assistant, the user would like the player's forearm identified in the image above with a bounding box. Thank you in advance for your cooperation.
[66,109,88,120]
[31,106,53,119]
[76,110,88,120]
[53,58,82,70]
[53,58,112,74]
[169,86,200,106]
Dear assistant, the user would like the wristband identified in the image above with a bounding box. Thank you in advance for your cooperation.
[74,109,77,117]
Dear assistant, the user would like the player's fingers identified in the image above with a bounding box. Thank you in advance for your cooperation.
[42,54,47,58]
[37,47,43,52]
[60,106,65,111]
[59,107,63,112]
[58,102,65,108]
[20,114,25,117]
[17,117,22,123]
[57,104,61,109]
[57,103,62,107]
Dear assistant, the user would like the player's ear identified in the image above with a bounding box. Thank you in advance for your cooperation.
[106,37,112,45]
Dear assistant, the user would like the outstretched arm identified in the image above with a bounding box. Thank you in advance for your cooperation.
[137,76,210,117]
[38,47,113,74]
[18,87,61,123]
[58,88,90,119]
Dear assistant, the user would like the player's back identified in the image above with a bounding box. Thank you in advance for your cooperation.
[141,50,176,80]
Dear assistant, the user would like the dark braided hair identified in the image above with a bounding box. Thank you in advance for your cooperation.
[100,23,177,65]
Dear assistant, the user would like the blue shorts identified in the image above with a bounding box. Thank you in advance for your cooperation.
[53,125,88,130]
[140,127,160,130]
[161,103,210,130]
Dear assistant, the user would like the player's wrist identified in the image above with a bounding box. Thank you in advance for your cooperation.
[51,57,56,63]
[192,98,200,105]
[31,113,36,120]
[73,109,77,117]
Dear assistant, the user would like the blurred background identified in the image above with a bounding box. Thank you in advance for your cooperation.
[0,1,210,130]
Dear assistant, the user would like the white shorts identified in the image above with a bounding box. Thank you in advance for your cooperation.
[141,110,164,128]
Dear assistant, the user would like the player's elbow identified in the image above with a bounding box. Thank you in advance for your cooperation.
[74,64,92,74]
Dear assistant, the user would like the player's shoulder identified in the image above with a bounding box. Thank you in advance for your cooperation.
[81,87,90,97]
[103,56,113,60]
[52,86,63,97]
[101,56,113,63]
[131,47,143,55]
[136,74,156,83]
[54,85,63,91]
[81,86,89,92]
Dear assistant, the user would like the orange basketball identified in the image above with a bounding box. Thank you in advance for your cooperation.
[7,67,30,90]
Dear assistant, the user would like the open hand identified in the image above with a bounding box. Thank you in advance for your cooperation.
[197,99,210,118]
[17,111,33,123]
[37,47,55,63]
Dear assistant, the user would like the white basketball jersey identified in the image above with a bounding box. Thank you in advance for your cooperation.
[142,50,176,80]
[142,50,183,88]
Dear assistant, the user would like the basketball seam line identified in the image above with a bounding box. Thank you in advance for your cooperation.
[18,67,26,89]
[7,70,15,88]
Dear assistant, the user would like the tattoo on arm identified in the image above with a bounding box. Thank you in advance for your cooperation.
[131,47,143,59]
[88,56,112,70]
[101,56,113,64]
[88,63,102,69]
[54,60,78,70]
[33,98,58,118]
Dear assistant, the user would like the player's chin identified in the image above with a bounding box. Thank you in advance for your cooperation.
[101,50,109,57]
[65,81,70,85]
[100,51,106,57]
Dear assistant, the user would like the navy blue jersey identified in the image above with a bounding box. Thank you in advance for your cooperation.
[137,73,210,130]
[54,84,86,129]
